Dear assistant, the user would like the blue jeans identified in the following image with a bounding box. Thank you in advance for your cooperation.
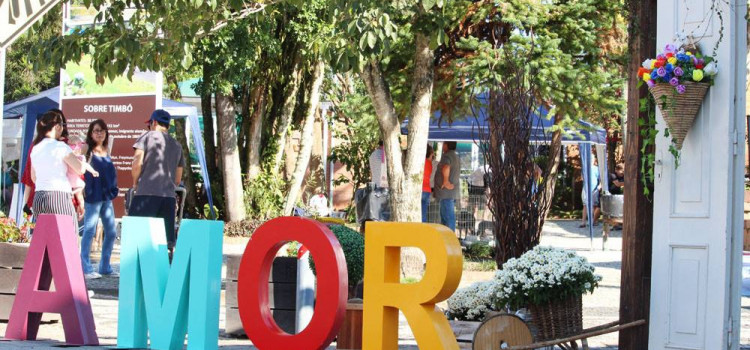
[421,192,431,223]
[440,198,456,231]
[81,200,117,275]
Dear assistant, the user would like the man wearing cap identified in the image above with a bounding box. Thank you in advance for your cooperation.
[129,109,185,254]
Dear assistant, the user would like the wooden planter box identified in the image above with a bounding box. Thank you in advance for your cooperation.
[225,255,298,336]
[336,300,363,350]
[0,243,28,321]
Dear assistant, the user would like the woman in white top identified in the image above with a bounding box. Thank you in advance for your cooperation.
[30,111,92,225]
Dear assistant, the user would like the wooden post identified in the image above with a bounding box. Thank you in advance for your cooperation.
[619,0,656,348]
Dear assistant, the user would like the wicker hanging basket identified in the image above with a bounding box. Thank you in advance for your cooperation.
[527,294,583,341]
[649,81,710,150]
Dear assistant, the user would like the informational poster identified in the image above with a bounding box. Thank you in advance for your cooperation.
[59,3,162,217]
[61,96,156,216]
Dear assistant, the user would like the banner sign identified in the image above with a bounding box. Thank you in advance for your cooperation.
[59,3,162,217]
[0,0,62,49]
[61,95,156,216]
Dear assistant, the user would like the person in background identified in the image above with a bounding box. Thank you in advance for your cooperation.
[369,140,387,188]
[129,110,185,257]
[609,163,625,195]
[434,141,460,231]
[308,187,330,217]
[580,157,601,228]
[22,109,69,216]
[29,111,93,243]
[80,120,119,279]
[421,145,434,223]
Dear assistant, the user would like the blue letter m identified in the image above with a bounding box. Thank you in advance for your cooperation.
[117,217,224,350]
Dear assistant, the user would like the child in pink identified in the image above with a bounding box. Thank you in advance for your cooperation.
[67,136,99,217]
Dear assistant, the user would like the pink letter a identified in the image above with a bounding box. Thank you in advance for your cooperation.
[4,214,98,345]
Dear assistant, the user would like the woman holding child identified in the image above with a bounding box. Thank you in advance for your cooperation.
[79,119,118,279]
[30,111,97,234]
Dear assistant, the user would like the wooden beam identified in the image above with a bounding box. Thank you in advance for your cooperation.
[619,0,657,348]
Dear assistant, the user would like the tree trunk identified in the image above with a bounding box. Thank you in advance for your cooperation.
[619,0,656,348]
[173,118,199,217]
[360,33,434,222]
[216,90,247,222]
[165,74,199,218]
[202,61,218,179]
[271,52,303,174]
[247,83,267,181]
[537,127,563,231]
[239,84,252,173]
[283,60,325,215]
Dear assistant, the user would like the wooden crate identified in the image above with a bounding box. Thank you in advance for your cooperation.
[225,255,298,335]
[0,243,27,321]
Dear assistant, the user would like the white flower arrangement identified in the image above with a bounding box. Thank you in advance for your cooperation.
[493,246,601,309]
[445,247,601,321]
[446,279,501,321]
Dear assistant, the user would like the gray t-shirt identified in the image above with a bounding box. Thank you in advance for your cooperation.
[434,150,461,200]
[133,131,185,198]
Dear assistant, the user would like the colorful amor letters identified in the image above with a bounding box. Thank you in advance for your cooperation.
[4,214,99,345]
[117,217,224,350]
[362,222,463,350]
[238,217,348,350]
[6,215,464,349]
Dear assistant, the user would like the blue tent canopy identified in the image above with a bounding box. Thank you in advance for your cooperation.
[2,86,215,220]
[400,106,607,145]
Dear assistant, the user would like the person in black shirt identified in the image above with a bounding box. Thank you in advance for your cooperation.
[609,163,625,195]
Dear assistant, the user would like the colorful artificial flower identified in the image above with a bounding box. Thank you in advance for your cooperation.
[650,70,659,80]
[638,67,650,77]
[693,69,704,82]
[642,73,651,82]
[677,53,690,62]
[657,67,667,77]
[674,67,684,77]
[646,80,656,88]
[669,77,679,86]
[676,85,686,94]
[668,57,677,65]
[664,43,677,54]
[704,62,718,76]
[642,59,653,69]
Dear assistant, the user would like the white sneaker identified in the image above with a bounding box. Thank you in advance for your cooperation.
[88,290,95,298]
[84,272,102,280]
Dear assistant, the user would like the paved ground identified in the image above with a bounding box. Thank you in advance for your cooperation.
[0,220,746,349]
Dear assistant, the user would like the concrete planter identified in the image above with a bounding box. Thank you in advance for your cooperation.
[225,255,298,336]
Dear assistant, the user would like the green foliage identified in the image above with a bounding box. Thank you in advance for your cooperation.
[464,241,493,260]
[443,0,625,127]
[326,73,379,192]
[309,224,365,288]
[0,213,28,243]
[244,171,286,221]
[5,6,61,103]
[223,219,262,237]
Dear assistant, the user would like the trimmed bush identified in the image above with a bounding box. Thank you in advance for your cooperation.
[309,224,365,288]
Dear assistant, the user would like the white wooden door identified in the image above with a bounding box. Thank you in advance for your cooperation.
[650,1,746,349]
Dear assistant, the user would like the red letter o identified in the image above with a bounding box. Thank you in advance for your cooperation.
[237,217,347,349]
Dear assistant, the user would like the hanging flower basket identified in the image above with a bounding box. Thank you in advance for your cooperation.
[638,43,718,150]
[649,81,710,150]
